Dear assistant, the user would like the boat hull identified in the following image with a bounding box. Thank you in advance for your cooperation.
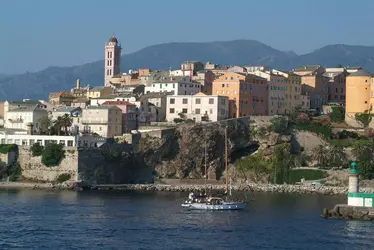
[182,201,248,210]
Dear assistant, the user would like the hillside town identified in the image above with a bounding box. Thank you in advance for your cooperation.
[0,35,373,147]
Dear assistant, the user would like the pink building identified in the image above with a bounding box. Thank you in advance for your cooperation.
[102,101,137,133]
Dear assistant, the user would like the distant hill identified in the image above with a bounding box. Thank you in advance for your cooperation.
[1,40,374,101]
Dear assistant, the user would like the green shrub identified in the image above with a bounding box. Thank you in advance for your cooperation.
[57,173,71,183]
[30,143,44,156]
[295,123,332,139]
[329,106,345,123]
[336,130,359,139]
[270,116,289,134]
[42,143,65,167]
[7,163,22,181]
[289,169,328,184]
[0,144,17,154]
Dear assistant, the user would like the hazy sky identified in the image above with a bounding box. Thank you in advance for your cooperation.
[1,0,374,74]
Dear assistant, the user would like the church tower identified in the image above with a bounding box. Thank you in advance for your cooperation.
[104,36,122,86]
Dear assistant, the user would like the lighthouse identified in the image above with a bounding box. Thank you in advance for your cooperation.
[347,161,374,207]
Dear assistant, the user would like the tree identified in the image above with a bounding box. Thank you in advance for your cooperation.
[42,143,65,166]
[336,64,344,68]
[270,116,289,134]
[354,113,373,128]
[271,144,299,184]
[53,116,63,136]
[312,145,329,168]
[329,106,345,123]
[61,114,72,135]
[39,116,52,135]
[30,142,44,157]
[352,139,374,179]
[328,145,348,168]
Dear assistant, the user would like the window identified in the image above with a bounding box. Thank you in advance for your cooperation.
[234,90,237,94]
[216,90,219,94]
[170,108,175,114]
[182,98,188,104]
[195,109,200,114]
[227,84,230,87]
[195,98,201,104]
[209,98,214,104]
[170,98,175,104]
[226,90,230,94]
[182,108,187,113]
[222,84,225,87]
[222,90,224,94]
[210,108,213,114]
[341,88,344,93]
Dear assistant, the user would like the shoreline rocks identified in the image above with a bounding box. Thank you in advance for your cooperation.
[322,204,374,221]
[2,181,374,195]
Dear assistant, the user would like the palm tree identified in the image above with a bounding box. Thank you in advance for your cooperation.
[328,145,347,168]
[312,145,329,168]
[61,114,72,135]
[53,116,63,136]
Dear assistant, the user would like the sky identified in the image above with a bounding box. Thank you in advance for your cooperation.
[1,0,374,74]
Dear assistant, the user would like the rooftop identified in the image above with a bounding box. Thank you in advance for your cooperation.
[54,107,81,113]
[348,69,374,77]
[7,100,43,105]
[8,106,46,113]
[102,101,135,106]
[86,106,119,110]
[89,86,105,92]
[294,65,322,72]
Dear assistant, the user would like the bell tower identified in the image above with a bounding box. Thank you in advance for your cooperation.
[104,36,122,86]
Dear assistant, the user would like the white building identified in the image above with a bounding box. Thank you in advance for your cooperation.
[145,76,201,95]
[244,66,269,72]
[166,93,229,122]
[5,106,48,133]
[90,95,137,106]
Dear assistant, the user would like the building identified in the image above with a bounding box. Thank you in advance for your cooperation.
[301,93,311,111]
[272,70,302,112]
[244,66,269,72]
[51,107,82,132]
[104,36,122,86]
[323,68,348,104]
[212,72,268,118]
[102,101,137,133]
[113,84,145,96]
[293,65,325,76]
[139,92,170,122]
[249,70,289,115]
[181,61,204,77]
[227,66,247,74]
[345,66,362,74]
[81,106,122,138]
[138,68,151,76]
[166,93,229,122]
[192,70,215,95]
[71,97,90,108]
[49,92,75,107]
[345,69,374,127]
[70,79,90,97]
[5,106,48,132]
[108,73,141,87]
[144,76,201,95]
[87,86,114,99]
[205,61,217,70]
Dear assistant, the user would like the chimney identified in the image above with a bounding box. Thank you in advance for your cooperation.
[76,79,81,89]
[26,122,34,135]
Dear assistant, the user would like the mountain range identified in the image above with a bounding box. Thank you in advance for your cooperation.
[1,40,374,101]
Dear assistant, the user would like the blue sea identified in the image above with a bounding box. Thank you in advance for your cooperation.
[0,189,373,249]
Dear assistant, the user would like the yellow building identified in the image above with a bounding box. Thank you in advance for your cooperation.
[272,70,302,112]
[345,69,374,127]
[87,86,113,99]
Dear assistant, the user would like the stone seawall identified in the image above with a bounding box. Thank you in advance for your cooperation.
[18,146,79,182]
[88,183,374,195]
[322,204,374,221]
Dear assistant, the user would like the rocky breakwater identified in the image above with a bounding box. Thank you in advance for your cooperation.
[322,205,374,221]
[87,183,374,195]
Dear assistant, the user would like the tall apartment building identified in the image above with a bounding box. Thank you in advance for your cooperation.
[272,70,302,113]
[166,93,229,122]
[212,72,268,118]
[249,70,289,115]
[345,69,374,127]
[144,76,201,95]
[323,68,348,104]
[181,61,204,78]
[293,65,328,112]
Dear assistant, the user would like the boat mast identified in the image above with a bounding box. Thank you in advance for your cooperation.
[225,126,229,194]
[204,141,207,194]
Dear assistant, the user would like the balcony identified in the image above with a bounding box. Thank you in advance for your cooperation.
[82,119,108,125]
[8,118,23,123]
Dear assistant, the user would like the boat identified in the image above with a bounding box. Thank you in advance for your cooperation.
[181,126,248,210]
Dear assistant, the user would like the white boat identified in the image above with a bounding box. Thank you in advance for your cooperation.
[181,126,248,210]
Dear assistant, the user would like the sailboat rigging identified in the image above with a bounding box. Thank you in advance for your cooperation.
[181,126,248,210]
